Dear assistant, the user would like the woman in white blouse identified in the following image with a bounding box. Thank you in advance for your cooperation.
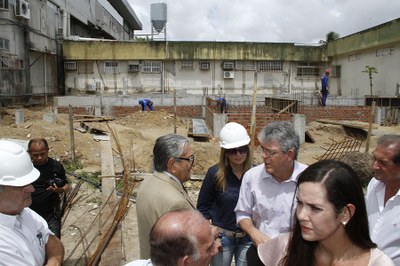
[258,160,394,266]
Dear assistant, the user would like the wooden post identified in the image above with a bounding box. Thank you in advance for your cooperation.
[365,101,376,153]
[68,105,76,162]
[174,89,177,134]
[250,72,258,147]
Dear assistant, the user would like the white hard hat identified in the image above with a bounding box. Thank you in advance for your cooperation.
[219,122,251,149]
[0,140,40,187]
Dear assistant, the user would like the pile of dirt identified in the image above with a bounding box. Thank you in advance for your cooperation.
[1,106,399,265]
[339,151,374,185]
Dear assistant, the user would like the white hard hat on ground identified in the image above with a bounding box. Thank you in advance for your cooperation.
[0,140,40,187]
[219,122,251,149]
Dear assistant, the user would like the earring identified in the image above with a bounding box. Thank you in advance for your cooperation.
[342,221,347,227]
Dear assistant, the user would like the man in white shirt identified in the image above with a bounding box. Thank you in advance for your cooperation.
[235,121,307,265]
[366,134,400,265]
[0,140,64,265]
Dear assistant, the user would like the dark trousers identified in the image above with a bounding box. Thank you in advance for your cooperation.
[321,88,328,106]
[246,244,264,266]
[43,212,62,239]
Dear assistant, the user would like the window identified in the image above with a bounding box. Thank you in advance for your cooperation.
[0,0,9,9]
[258,61,283,71]
[0,37,10,51]
[297,62,320,77]
[348,54,360,62]
[332,65,341,78]
[142,61,162,73]
[376,47,394,57]
[128,63,140,72]
[0,54,10,69]
[236,61,256,71]
[64,61,77,70]
[77,61,94,74]
[222,61,235,70]
[181,60,194,70]
[105,61,119,73]
[199,61,210,70]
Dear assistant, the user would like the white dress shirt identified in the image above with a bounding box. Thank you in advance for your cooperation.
[366,178,400,265]
[125,259,153,266]
[235,161,307,238]
[0,208,53,266]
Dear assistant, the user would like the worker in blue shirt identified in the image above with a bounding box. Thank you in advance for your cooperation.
[321,69,330,106]
[217,97,227,113]
[138,99,154,111]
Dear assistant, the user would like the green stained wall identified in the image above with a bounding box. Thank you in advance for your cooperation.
[63,40,326,61]
[327,18,400,56]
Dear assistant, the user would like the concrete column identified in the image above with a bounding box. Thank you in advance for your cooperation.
[213,113,228,137]
[15,109,24,124]
[374,107,382,126]
[292,114,306,144]
[43,112,56,123]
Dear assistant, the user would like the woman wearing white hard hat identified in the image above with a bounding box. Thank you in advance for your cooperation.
[197,122,253,266]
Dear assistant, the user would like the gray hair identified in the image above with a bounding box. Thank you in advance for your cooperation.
[377,134,400,166]
[258,121,300,159]
[153,134,190,172]
[150,209,205,266]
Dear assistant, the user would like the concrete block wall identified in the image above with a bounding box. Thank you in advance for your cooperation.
[301,106,371,123]
[111,106,202,118]
[227,112,292,146]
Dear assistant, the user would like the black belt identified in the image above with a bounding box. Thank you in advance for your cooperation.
[216,226,247,238]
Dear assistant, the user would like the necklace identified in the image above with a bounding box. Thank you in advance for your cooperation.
[316,243,354,266]
[331,244,353,266]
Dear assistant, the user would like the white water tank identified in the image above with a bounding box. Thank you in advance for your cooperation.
[150,3,167,33]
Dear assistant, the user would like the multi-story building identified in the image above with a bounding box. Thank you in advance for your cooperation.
[0,0,142,106]
[61,18,400,98]
[1,0,399,106]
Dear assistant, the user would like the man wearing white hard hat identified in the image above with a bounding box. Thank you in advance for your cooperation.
[0,140,64,265]
[234,121,307,265]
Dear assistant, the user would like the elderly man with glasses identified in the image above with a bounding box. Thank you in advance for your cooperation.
[234,121,308,265]
[136,134,196,259]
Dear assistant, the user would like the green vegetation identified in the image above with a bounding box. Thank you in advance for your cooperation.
[362,65,378,95]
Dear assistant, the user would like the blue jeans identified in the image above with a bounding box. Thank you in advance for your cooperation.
[211,234,252,266]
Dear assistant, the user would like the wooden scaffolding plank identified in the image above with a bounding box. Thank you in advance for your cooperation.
[99,141,122,265]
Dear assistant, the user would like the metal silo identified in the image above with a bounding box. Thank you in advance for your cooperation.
[150,3,167,33]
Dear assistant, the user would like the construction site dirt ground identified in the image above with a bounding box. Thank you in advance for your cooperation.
[1,106,399,265]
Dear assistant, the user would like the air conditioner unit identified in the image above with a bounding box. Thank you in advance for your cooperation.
[86,83,96,92]
[16,0,30,20]
[224,71,234,79]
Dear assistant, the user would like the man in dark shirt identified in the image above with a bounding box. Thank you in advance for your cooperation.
[28,138,70,238]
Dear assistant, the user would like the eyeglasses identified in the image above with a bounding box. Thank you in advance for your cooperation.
[174,155,195,166]
[261,147,281,157]
[226,146,248,155]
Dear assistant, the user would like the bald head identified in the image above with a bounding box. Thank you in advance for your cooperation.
[149,209,219,266]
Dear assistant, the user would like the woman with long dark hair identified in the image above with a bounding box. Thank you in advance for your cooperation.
[258,160,394,266]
